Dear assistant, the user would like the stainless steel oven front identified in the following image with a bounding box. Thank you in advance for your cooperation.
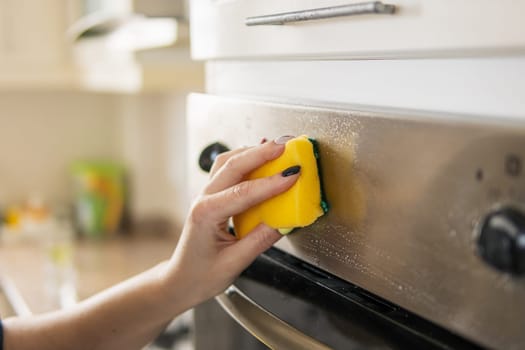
[187,93,525,350]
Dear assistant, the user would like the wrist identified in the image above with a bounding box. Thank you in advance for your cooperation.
[156,260,204,315]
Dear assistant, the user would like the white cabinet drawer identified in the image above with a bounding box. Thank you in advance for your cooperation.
[190,0,525,60]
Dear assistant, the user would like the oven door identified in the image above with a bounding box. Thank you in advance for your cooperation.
[194,247,481,350]
[187,93,525,350]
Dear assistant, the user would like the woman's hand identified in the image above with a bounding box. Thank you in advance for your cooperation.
[164,136,300,305]
[2,136,301,350]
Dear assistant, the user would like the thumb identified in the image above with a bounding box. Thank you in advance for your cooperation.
[227,224,282,269]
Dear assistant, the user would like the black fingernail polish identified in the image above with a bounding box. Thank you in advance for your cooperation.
[282,165,301,177]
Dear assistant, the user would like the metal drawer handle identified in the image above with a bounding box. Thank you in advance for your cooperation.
[216,285,331,350]
[245,1,396,26]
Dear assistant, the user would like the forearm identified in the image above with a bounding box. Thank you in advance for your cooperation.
[3,261,193,350]
[2,139,297,350]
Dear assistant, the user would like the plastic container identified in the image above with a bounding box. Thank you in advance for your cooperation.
[71,161,125,238]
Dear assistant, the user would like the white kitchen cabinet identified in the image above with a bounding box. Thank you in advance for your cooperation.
[0,0,73,88]
[0,0,203,92]
[190,0,525,60]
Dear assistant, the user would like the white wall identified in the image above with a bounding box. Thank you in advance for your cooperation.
[0,90,120,206]
[117,92,189,229]
[0,90,190,231]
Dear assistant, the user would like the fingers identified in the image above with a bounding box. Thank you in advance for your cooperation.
[196,166,301,222]
[224,224,281,268]
[209,137,270,177]
[203,137,292,195]
[208,147,249,179]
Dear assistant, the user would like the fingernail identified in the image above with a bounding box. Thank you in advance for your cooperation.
[282,165,301,177]
[260,137,268,144]
[274,135,295,145]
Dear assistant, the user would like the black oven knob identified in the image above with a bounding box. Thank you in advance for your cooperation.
[477,207,525,275]
[199,142,230,172]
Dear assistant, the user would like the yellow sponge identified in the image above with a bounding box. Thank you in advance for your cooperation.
[233,135,328,239]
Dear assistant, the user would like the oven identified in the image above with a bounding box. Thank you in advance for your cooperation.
[187,93,525,350]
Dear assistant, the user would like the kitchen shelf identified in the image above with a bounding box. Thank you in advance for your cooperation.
[0,45,204,93]
[71,39,204,93]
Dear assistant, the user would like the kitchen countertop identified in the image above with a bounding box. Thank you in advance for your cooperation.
[0,233,178,315]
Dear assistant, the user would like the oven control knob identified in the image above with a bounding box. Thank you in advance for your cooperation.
[477,207,525,275]
[199,142,230,173]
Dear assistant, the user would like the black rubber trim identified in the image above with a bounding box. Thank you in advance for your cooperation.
[239,247,485,350]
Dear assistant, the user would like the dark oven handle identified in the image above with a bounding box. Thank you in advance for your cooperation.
[216,285,331,349]
[220,247,484,350]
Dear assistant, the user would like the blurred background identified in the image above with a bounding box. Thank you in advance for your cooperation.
[0,1,201,349]
[3,1,525,350]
